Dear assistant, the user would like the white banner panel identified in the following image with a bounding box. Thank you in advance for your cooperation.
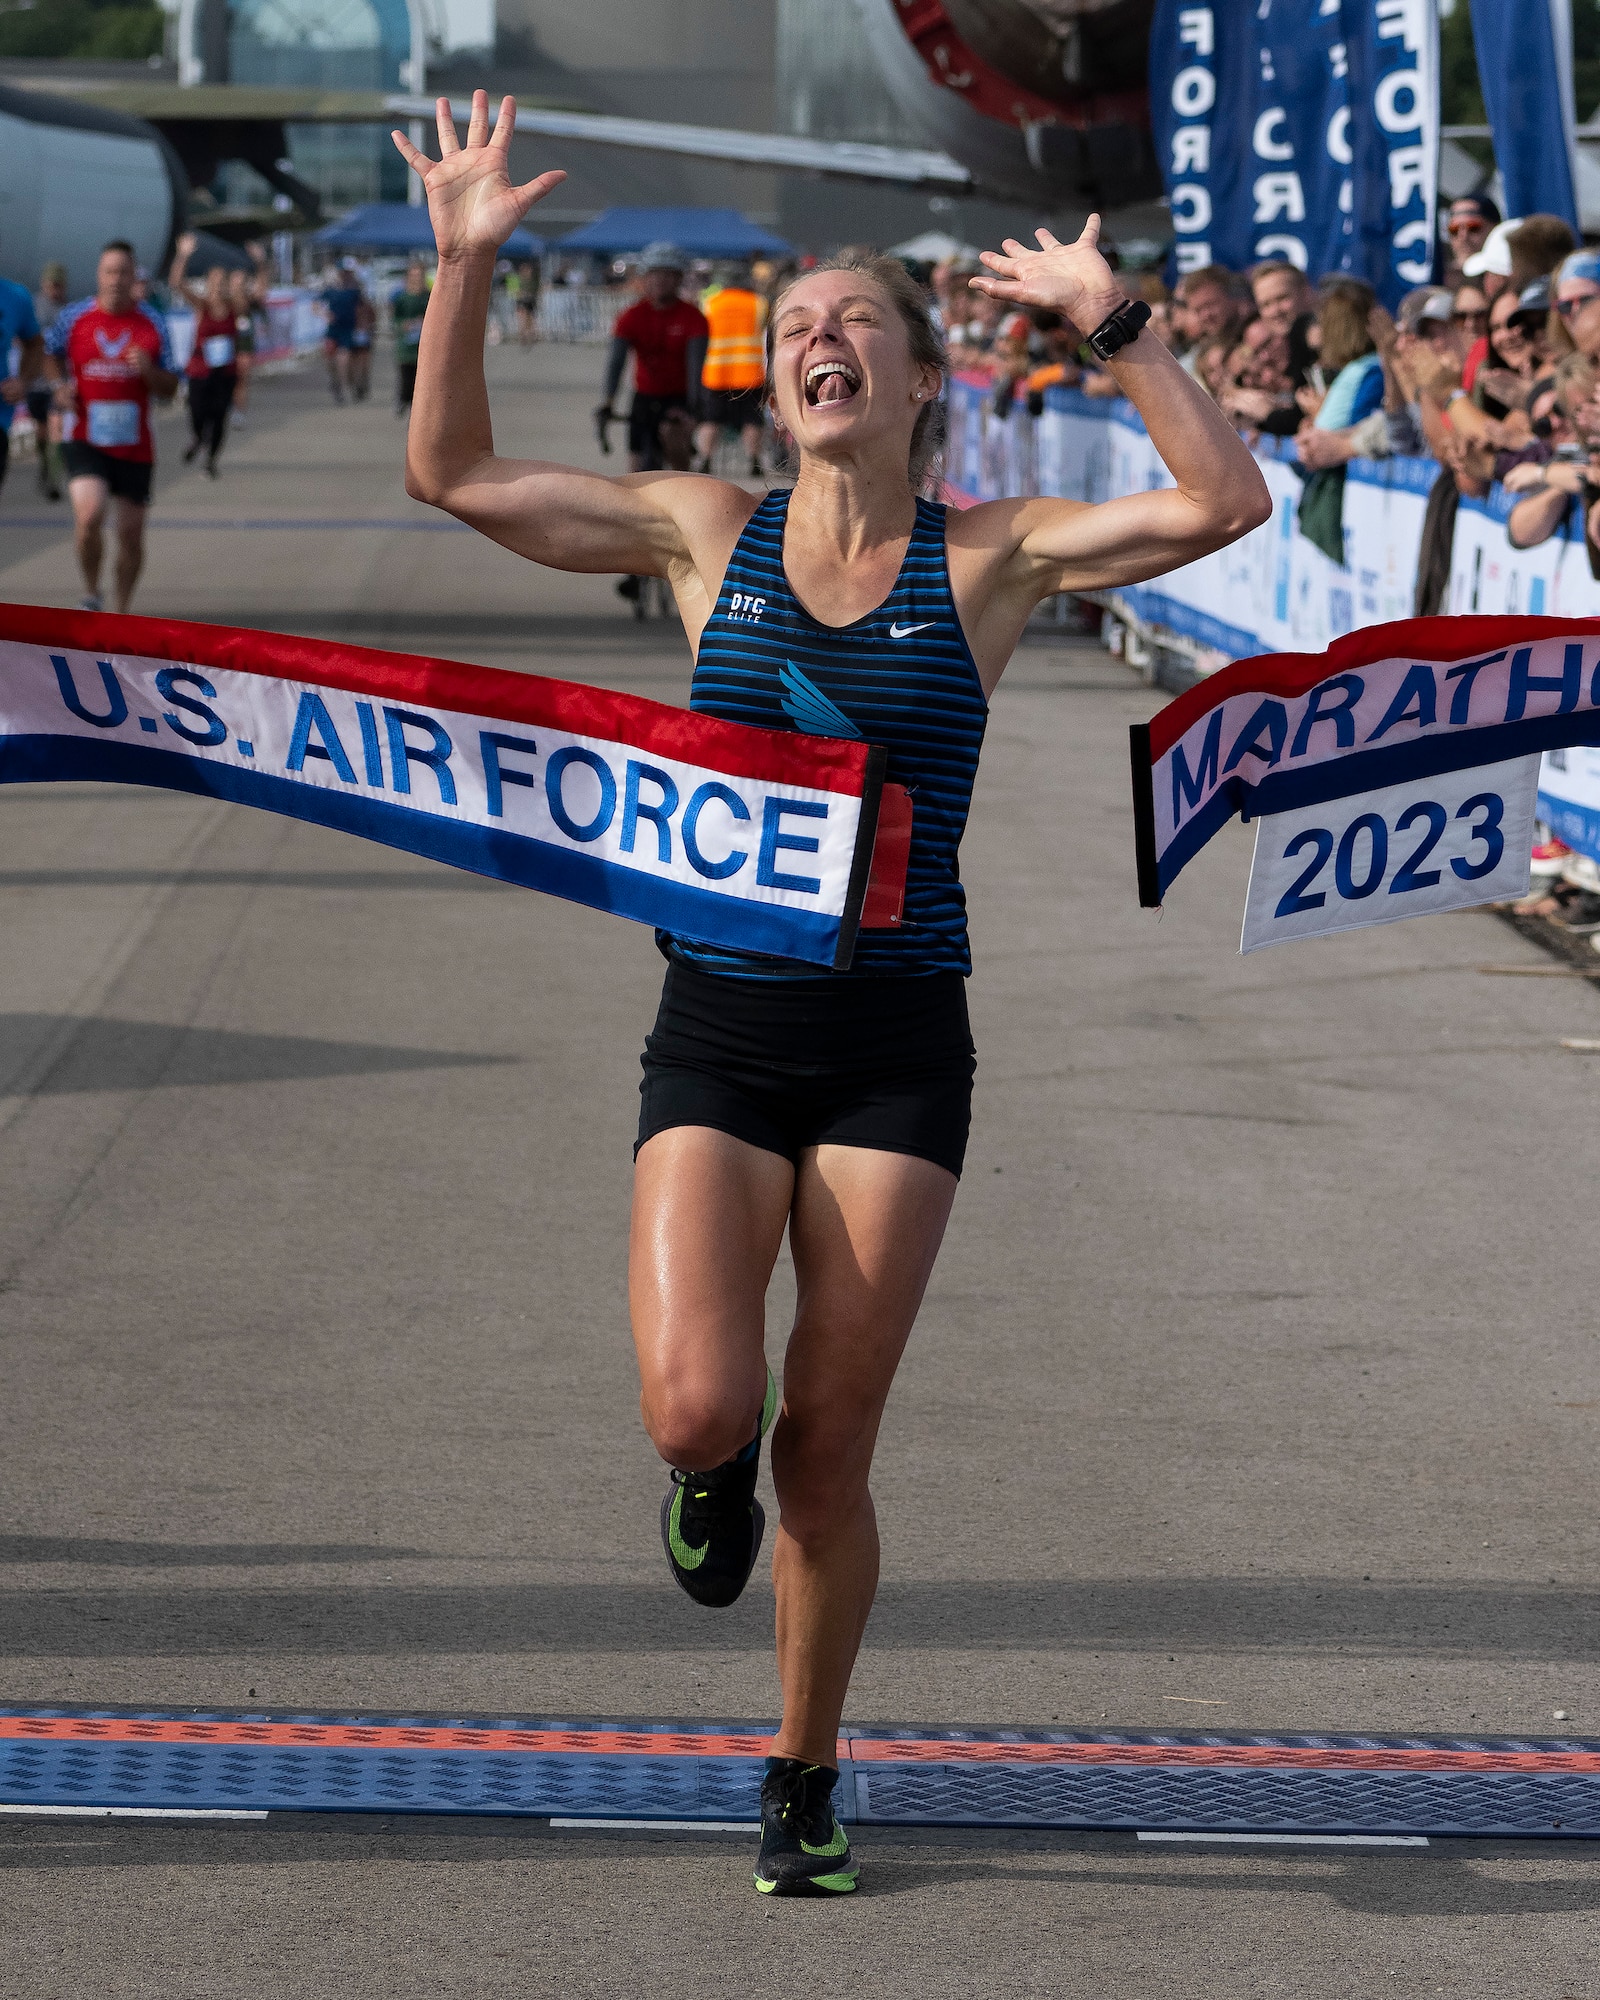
[1241,756,1538,951]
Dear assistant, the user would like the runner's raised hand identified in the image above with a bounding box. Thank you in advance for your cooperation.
[969,217,1125,334]
[391,91,565,262]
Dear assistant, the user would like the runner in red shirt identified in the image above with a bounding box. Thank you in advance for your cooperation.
[597,243,709,472]
[43,240,179,613]
[169,233,240,481]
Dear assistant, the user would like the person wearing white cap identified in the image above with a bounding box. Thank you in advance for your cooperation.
[1461,217,1522,302]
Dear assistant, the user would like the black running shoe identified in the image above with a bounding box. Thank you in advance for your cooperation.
[660,1366,777,1608]
[754,1758,858,1896]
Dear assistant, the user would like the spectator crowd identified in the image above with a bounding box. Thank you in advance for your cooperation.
[927,193,1600,930]
[933,196,1600,608]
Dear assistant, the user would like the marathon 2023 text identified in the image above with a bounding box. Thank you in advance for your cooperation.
[1154,635,1600,887]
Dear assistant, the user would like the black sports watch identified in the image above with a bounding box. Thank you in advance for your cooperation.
[1087,297,1151,362]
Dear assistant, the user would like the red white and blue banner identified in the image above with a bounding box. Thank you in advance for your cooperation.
[1131,616,1600,906]
[0,605,905,971]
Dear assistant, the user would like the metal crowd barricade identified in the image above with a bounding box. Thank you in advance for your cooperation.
[536,287,625,344]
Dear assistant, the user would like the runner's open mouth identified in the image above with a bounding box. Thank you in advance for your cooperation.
[805,361,861,407]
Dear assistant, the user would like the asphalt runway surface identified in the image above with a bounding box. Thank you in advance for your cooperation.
[2,343,1598,1995]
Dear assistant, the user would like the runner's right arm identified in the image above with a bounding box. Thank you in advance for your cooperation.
[168,234,205,305]
[393,93,741,581]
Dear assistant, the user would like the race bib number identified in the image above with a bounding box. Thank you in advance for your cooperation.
[202,335,236,368]
[86,400,141,450]
[1240,755,1539,952]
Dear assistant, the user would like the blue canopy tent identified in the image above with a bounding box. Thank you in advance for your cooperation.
[309,204,544,259]
[556,208,791,259]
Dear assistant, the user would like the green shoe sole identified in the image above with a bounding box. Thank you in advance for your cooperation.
[754,1865,859,1896]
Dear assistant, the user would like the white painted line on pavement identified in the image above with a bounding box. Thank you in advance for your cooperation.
[0,1804,268,1820]
[548,1818,759,1833]
[1137,1831,1428,1847]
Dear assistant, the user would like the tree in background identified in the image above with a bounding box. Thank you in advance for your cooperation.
[1443,0,1600,174]
[0,0,164,61]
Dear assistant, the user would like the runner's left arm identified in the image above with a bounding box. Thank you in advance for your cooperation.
[393,91,744,583]
[960,220,1270,600]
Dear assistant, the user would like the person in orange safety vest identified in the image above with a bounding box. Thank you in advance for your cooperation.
[694,265,768,479]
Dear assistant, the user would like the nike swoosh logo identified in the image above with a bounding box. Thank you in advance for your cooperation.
[889,621,935,638]
[666,1485,709,1570]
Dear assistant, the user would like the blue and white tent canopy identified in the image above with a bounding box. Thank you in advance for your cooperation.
[310,203,544,259]
[557,207,792,259]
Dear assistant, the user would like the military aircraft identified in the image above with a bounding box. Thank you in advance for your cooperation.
[0,0,1162,293]
[391,0,1162,214]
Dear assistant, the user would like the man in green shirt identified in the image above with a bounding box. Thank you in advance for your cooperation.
[392,261,429,416]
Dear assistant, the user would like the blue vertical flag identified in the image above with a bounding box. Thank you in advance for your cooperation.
[1150,0,1440,309]
[1344,0,1442,301]
[1469,0,1578,228]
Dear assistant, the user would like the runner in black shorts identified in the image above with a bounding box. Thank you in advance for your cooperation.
[597,244,708,605]
[28,260,67,499]
[57,444,153,507]
[394,92,1268,1897]
[25,384,58,498]
[626,390,693,467]
[44,241,177,612]
[599,243,707,473]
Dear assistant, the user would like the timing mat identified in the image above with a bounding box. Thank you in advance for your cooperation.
[3,1708,1598,1835]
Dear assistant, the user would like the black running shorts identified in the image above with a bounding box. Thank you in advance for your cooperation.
[703,385,766,429]
[637,959,976,1179]
[60,442,153,505]
[627,392,688,462]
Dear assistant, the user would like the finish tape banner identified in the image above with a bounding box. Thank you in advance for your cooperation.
[1130,615,1600,905]
[0,605,908,971]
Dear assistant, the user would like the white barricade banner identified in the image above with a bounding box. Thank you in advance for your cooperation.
[0,605,907,971]
[947,378,1437,658]
[1537,742,1600,860]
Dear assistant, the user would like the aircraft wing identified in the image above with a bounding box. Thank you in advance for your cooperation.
[383,96,972,191]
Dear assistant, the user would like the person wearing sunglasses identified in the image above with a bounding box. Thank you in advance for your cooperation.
[1435,280,1547,486]
[1452,282,1489,342]
[1555,249,1600,362]
[1503,354,1600,551]
[1442,193,1500,285]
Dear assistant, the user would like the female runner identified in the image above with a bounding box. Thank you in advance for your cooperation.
[393,94,1270,1897]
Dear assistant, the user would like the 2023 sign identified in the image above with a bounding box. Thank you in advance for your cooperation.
[1240,756,1539,953]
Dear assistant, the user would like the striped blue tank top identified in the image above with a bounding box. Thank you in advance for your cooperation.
[662,488,989,978]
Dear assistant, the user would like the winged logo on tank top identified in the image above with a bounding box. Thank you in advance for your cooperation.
[778,661,862,740]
